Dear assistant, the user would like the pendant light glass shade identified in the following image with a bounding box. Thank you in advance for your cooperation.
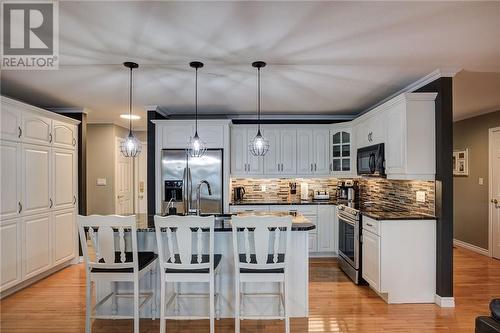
[249,61,269,157]
[120,62,142,157]
[187,61,207,158]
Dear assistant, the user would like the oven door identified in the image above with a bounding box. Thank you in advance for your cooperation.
[338,215,359,269]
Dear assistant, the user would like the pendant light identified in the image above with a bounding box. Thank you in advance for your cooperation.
[187,61,207,158]
[120,61,142,157]
[249,61,269,156]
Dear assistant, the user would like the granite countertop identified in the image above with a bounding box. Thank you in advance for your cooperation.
[230,199,340,206]
[360,210,436,221]
[139,213,316,232]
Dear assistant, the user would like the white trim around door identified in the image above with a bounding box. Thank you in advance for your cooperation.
[453,239,489,257]
[489,127,500,259]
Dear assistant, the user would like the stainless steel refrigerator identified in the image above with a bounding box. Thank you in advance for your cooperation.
[161,149,223,215]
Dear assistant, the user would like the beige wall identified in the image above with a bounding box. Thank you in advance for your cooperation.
[453,111,500,249]
[86,124,146,214]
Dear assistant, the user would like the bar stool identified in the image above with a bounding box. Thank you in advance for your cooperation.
[154,215,222,333]
[231,215,293,333]
[78,215,158,333]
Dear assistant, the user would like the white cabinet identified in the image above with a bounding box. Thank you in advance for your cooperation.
[0,141,21,220]
[53,209,77,265]
[355,112,385,148]
[317,205,336,253]
[162,124,193,148]
[0,219,22,291]
[230,126,264,176]
[296,127,330,176]
[361,229,380,291]
[161,121,226,149]
[52,148,76,210]
[22,113,52,146]
[330,126,355,176]
[0,101,22,142]
[52,120,76,149]
[308,234,318,253]
[23,213,52,280]
[22,144,51,216]
[229,205,269,213]
[361,216,436,304]
[262,127,296,175]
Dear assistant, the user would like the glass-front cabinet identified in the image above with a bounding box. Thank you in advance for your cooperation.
[330,126,355,176]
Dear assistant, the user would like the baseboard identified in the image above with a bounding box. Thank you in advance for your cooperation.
[309,252,337,258]
[435,294,455,308]
[0,260,73,299]
[453,239,489,256]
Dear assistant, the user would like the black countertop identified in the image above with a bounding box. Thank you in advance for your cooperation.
[360,210,436,221]
[230,199,341,206]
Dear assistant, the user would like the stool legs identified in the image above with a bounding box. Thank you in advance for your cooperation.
[235,276,240,333]
[133,277,140,333]
[210,275,215,333]
[159,274,166,333]
[85,275,92,333]
[285,279,290,333]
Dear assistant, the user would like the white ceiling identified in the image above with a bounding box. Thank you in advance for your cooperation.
[1,1,500,130]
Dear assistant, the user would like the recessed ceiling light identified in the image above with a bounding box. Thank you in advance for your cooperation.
[120,114,141,120]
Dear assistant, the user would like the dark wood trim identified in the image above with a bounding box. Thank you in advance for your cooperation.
[416,77,453,297]
[147,111,166,226]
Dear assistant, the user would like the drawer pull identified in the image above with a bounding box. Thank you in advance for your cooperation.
[366,223,373,227]
[49,198,53,208]
[49,133,53,143]
[18,126,22,138]
[18,202,22,213]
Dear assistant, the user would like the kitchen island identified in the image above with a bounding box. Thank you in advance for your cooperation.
[94,212,315,319]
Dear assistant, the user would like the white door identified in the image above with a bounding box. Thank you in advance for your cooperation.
[52,148,75,210]
[297,129,313,174]
[313,129,330,175]
[115,138,133,215]
[0,141,21,220]
[22,144,51,216]
[263,128,280,175]
[280,129,297,175]
[23,213,52,279]
[491,127,500,259]
[230,127,247,175]
[0,219,22,291]
[362,229,381,292]
[52,209,76,265]
[135,142,147,214]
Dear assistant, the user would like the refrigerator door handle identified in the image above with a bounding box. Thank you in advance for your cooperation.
[182,167,187,213]
[188,167,193,213]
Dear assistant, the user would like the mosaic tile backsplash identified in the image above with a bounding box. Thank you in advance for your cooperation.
[230,177,435,215]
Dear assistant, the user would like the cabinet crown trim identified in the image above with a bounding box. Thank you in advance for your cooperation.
[1,96,80,125]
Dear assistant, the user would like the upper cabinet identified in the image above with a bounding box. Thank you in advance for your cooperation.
[230,125,264,176]
[355,112,385,148]
[52,121,77,149]
[330,125,355,176]
[296,127,330,176]
[158,120,227,149]
[262,126,296,176]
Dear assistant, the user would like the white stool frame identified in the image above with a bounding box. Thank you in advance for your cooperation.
[231,215,292,333]
[78,215,157,333]
[154,215,222,333]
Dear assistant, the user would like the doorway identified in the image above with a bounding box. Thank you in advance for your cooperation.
[134,142,147,214]
[115,137,133,215]
[490,127,500,259]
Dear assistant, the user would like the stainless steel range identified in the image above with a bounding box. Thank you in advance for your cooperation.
[337,204,363,284]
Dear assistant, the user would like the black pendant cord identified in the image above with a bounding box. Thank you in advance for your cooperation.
[129,66,133,135]
[195,67,198,136]
[257,67,261,134]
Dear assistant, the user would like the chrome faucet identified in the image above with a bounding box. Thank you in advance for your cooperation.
[196,180,212,216]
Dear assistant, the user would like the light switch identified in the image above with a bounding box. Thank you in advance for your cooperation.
[97,178,107,186]
[479,178,484,185]
[416,191,426,203]
[261,185,267,192]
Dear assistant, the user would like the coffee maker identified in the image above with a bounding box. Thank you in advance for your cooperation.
[233,186,245,202]
[336,180,359,202]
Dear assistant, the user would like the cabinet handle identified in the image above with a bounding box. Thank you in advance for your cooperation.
[73,196,77,205]
[247,164,250,172]
[18,126,22,138]
[314,163,317,171]
[368,132,373,143]
[330,163,332,172]
[49,133,53,143]
[310,163,313,171]
[366,223,373,227]
[49,198,53,208]
[277,163,280,172]
[72,138,76,146]
[18,202,22,213]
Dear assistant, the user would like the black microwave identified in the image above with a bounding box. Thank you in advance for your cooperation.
[357,143,385,176]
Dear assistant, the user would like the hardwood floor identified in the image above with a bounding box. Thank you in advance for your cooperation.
[1,247,499,332]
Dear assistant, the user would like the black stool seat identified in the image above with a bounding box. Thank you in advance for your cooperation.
[91,251,157,273]
[239,253,285,273]
[165,254,222,273]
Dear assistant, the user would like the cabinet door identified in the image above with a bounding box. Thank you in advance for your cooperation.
[230,127,247,175]
[52,149,75,210]
[331,129,353,175]
[162,124,194,149]
[362,229,381,292]
[280,129,297,175]
[385,104,406,175]
[52,121,76,149]
[0,219,22,291]
[317,206,334,252]
[263,128,280,175]
[23,213,52,279]
[0,101,22,142]
[22,112,51,146]
[308,233,318,253]
[1,141,21,220]
[296,129,313,174]
[246,128,264,175]
[22,144,51,216]
[197,124,224,148]
[53,209,76,265]
[313,129,330,174]
[229,205,269,213]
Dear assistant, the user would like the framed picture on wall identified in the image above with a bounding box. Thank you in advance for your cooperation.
[453,148,469,176]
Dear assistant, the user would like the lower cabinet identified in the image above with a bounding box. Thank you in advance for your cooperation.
[0,219,22,291]
[23,213,52,280]
[53,209,77,265]
[361,229,380,291]
[317,205,337,253]
[308,234,318,253]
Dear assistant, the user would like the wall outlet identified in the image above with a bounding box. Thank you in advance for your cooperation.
[96,178,107,186]
[416,191,426,203]
[479,178,484,185]
[261,185,266,192]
